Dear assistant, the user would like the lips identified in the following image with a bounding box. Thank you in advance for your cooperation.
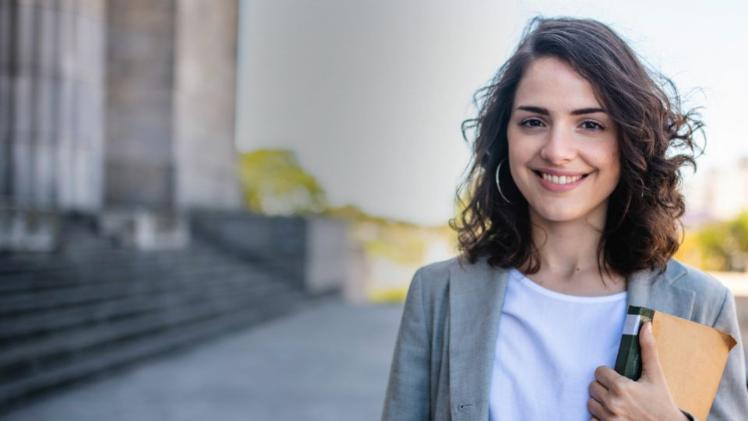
[532,169,590,192]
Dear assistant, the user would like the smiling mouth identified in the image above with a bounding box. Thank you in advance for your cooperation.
[533,170,590,185]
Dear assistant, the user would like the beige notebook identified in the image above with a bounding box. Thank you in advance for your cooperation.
[653,311,736,420]
[616,306,737,421]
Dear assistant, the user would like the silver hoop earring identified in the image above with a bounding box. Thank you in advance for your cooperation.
[495,158,512,204]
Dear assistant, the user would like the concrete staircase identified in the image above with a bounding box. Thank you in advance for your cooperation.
[0,217,317,410]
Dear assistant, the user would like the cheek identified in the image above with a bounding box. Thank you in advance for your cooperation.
[590,140,619,172]
[506,141,528,183]
[506,132,532,166]
[607,147,621,178]
[595,149,621,186]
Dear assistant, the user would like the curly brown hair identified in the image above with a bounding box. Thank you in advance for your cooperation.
[450,17,704,277]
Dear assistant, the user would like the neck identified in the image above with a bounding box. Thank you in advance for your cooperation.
[528,209,606,280]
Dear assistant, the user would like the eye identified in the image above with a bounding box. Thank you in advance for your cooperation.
[580,120,604,131]
[519,118,545,128]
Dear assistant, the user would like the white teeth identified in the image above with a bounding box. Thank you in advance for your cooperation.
[541,173,582,185]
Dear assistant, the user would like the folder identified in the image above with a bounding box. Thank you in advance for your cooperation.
[614,306,736,421]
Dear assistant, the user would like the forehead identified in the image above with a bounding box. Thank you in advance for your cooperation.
[514,57,603,111]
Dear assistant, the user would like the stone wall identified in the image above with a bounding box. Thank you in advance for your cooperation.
[189,211,351,293]
[305,216,353,293]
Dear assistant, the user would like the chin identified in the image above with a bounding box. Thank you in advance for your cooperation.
[529,198,609,225]
[530,203,588,224]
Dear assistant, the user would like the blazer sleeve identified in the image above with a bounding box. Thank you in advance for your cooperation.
[708,287,748,420]
[382,269,431,421]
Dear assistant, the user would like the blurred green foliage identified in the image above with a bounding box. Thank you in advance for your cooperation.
[677,212,748,272]
[239,149,327,215]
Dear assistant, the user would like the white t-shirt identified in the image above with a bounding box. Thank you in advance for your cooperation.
[489,268,628,420]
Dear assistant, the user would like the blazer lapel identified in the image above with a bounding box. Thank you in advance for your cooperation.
[448,258,508,420]
[626,262,695,320]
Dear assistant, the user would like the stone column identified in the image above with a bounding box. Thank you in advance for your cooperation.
[105,0,241,210]
[102,0,240,249]
[61,0,106,211]
[173,0,241,210]
[105,0,177,209]
[0,0,105,251]
[0,0,105,211]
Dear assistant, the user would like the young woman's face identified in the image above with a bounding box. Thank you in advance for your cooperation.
[507,56,620,227]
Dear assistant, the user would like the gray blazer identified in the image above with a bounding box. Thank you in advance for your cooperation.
[381,257,748,420]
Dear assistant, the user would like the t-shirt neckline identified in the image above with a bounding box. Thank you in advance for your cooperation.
[509,268,627,303]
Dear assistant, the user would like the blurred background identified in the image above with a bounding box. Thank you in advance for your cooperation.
[1,0,747,420]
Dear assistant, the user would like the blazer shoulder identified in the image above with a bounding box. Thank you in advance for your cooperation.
[665,259,731,322]
[413,256,457,290]
[667,259,728,297]
[412,255,479,301]
[416,256,458,277]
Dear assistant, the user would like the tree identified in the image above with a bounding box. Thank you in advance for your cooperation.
[239,149,327,215]
[681,211,748,272]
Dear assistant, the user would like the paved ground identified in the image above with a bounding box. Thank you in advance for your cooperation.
[4,297,404,421]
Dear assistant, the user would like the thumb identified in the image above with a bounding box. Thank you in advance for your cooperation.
[639,321,664,381]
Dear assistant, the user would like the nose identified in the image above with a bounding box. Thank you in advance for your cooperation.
[540,125,577,164]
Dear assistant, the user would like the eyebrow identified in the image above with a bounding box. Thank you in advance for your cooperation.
[516,105,607,115]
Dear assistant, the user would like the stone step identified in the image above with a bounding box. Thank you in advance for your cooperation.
[0,246,217,284]
[0,270,282,342]
[0,280,297,379]
[0,261,275,316]
[0,289,311,408]
[0,215,323,411]
[0,253,253,300]
[0,239,273,293]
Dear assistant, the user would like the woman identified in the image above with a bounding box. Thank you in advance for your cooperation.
[382,17,748,421]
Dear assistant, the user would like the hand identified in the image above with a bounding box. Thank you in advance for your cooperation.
[587,321,688,421]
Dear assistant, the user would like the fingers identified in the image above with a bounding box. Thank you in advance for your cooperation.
[594,365,627,390]
[591,367,635,413]
[638,321,663,380]
[587,394,616,420]
[588,380,607,403]
[588,380,619,420]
